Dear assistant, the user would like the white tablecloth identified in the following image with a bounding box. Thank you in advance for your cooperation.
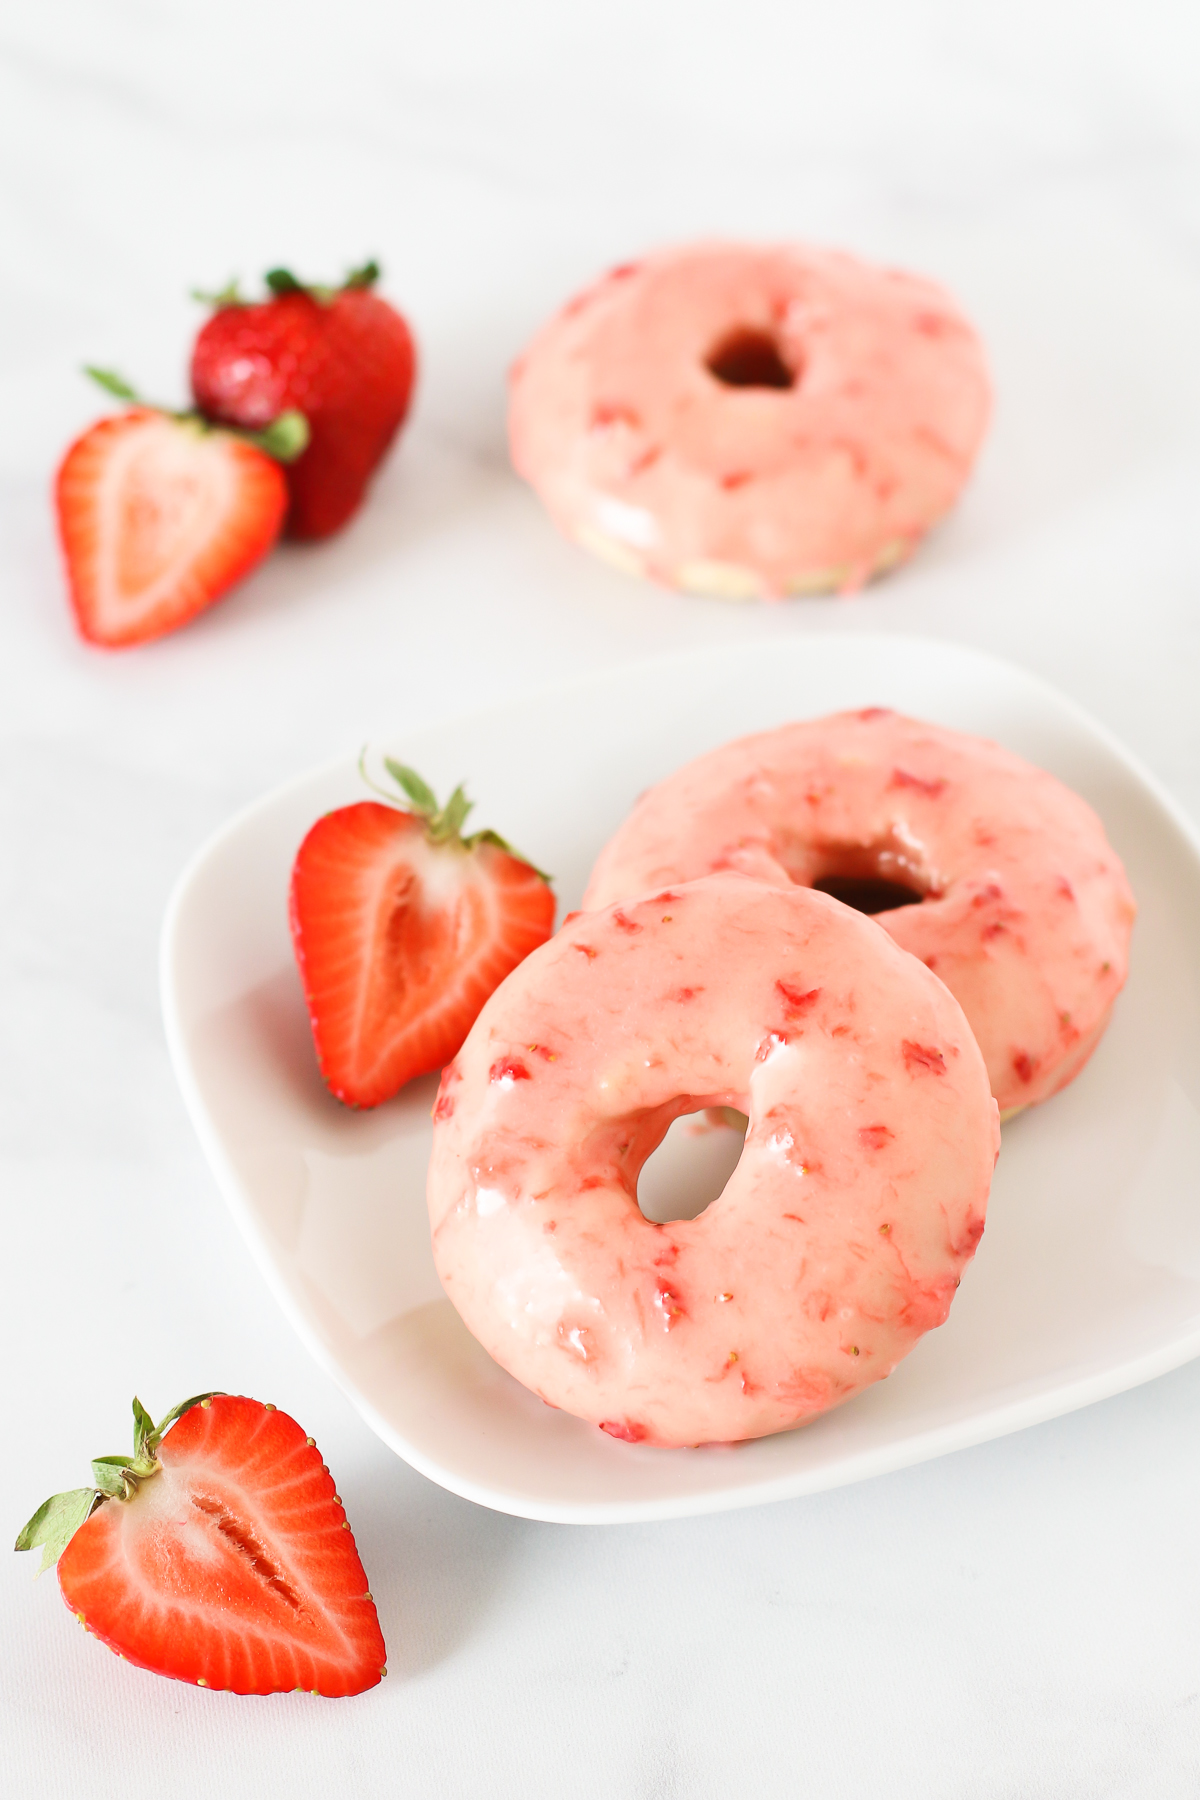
[4,3,1200,1793]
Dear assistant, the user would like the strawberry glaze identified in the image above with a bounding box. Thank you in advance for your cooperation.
[427,874,998,1448]
[508,243,990,599]
[584,711,1136,1113]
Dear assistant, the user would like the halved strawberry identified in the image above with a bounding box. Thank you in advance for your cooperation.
[16,1393,385,1698]
[290,763,555,1107]
[55,372,307,648]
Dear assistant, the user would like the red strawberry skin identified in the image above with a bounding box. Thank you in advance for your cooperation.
[290,802,555,1107]
[191,288,416,540]
[56,1397,385,1697]
[55,409,287,648]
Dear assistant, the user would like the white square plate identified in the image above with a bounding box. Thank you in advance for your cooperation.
[161,634,1200,1523]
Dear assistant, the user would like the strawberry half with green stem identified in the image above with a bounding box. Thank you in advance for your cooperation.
[56,368,309,649]
[16,1392,385,1697]
[290,761,555,1108]
[191,260,416,541]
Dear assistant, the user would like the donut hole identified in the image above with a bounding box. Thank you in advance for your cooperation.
[705,326,797,391]
[807,839,932,915]
[637,1106,748,1224]
[813,873,925,915]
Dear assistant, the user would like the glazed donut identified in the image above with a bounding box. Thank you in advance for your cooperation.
[427,874,998,1448]
[584,710,1136,1115]
[508,241,990,600]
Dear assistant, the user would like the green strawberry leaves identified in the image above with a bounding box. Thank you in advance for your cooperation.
[190,278,245,308]
[197,261,379,310]
[15,1393,221,1575]
[15,1490,102,1577]
[360,755,552,882]
[386,759,474,842]
[84,366,141,404]
[132,1395,156,1463]
[264,261,381,307]
[383,762,474,845]
[80,367,309,465]
[90,1456,133,1498]
[264,267,306,297]
[154,1392,224,1439]
[384,761,439,816]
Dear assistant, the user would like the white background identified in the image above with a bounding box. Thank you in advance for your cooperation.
[3,2,1200,1793]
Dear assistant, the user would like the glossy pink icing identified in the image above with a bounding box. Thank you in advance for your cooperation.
[427,874,998,1448]
[584,711,1136,1112]
[509,242,990,599]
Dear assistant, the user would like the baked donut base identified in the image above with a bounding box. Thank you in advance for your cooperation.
[574,524,914,601]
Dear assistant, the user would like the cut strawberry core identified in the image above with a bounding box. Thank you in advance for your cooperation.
[105,415,239,597]
[112,424,232,594]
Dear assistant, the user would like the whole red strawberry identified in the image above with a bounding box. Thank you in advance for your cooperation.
[16,1392,386,1697]
[191,262,416,540]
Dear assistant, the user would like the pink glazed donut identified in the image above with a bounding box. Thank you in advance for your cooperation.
[427,874,999,1448]
[584,711,1136,1115]
[508,242,990,600]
